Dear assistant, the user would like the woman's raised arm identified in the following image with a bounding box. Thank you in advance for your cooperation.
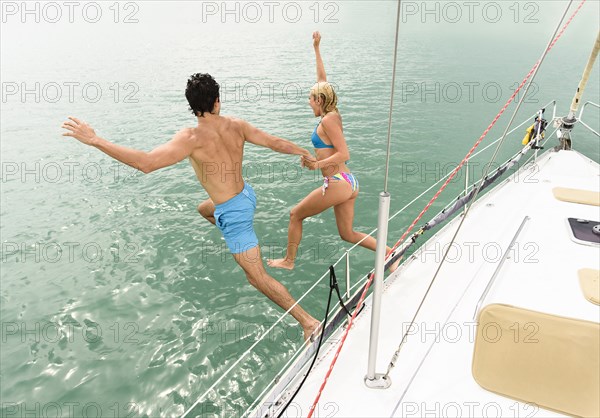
[313,31,327,82]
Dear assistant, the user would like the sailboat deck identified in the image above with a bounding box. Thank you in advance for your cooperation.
[270,150,599,418]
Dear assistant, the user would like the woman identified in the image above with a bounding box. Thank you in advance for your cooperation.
[268,32,399,272]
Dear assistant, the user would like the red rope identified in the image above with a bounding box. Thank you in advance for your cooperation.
[306,2,585,416]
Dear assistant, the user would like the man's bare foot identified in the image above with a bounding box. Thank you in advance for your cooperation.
[303,321,323,343]
[267,258,295,270]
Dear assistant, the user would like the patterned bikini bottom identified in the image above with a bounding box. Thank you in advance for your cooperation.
[322,172,359,196]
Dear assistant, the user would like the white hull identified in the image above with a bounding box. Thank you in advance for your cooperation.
[253,149,599,418]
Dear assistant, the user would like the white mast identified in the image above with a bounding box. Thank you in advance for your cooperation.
[558,30,600,149]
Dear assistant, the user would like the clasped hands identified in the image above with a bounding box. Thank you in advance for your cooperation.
[300,153,319,170]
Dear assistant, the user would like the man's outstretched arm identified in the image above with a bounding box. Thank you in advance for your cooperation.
[61,117,195,174]
[242,120,311,157]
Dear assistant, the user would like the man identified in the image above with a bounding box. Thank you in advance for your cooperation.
[61,73,321,340]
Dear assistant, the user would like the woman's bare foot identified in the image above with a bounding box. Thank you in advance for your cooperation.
[267,258,295,270]
[388,255,402,273]
[303,320,323,343]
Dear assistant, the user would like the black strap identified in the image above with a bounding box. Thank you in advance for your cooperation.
[277,268,335,418]
[277,266,358,417]
[329,266,352,317]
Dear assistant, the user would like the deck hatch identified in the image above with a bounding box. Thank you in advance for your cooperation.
[567,218,600,246]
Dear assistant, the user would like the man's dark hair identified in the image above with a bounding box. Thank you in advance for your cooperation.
[186,73,220,117]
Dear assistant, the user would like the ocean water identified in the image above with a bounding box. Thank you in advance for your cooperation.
[1,1,599,417]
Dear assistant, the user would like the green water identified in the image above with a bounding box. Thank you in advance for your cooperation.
[1,1,599,417]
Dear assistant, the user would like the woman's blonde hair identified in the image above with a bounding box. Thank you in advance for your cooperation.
[310,82,338,115]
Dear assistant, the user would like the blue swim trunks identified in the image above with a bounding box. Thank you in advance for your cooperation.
[214,182,259,254]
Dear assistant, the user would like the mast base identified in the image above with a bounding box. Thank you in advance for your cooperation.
[364,374,392,389]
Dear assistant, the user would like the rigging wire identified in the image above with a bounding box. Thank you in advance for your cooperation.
[382,0,579,381]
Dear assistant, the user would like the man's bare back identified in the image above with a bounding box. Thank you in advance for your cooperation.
[187,114,307,205]
[187,116,245,204]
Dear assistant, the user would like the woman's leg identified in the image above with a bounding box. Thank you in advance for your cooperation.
[268,181,353,270]
[333,195,378,250]
[334,194,401,272]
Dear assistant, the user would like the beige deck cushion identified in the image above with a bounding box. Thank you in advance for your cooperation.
[473,304,600,417]
[553,187,600,206]
[579,269,600,305]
